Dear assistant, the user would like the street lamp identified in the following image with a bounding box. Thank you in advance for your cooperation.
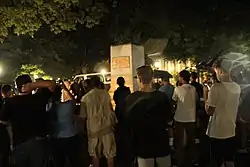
[0,66,3,76]
[101,69,107,75]
[100,69,107,83]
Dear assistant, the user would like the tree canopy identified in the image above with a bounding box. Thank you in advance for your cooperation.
[109,0,250,61]
[1,0,250,82]
[0,0,110,42]
[18,64,51,80]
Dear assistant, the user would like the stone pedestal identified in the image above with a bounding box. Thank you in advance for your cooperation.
[110,44,145,97]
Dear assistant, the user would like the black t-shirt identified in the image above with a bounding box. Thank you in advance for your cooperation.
[113,86,131,120]
[191,81,203,100]
[0,92,51,146]
[239,87,250,123]
[124,90,173,158]
[0,98,10,150]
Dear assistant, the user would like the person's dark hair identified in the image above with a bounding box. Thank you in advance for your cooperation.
[35,78,44,82]
[179,70,190,83]
[152,83,161,90]
[162,77,170,82]
[83,79,91,87]
[15,74,32,93]
[99,82,105,89]
[91,76,102,88]
[117,77,125,87]
[191,72,198,80]
[136,65,153,84]
[53,85,62,101]
[1,84,12,95]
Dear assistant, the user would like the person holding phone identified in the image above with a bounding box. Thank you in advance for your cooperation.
[50,82,85,167]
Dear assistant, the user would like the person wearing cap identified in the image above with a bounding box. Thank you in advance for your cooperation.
[123,65,173,167]
[206,56,241,167]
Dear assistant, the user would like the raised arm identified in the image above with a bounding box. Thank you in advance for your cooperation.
[22,80,56,93]
[61,81,75,101]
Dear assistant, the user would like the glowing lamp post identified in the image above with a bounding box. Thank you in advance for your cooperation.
[101,69,107,75]
[100,69,107,82]
[0,66,3,76]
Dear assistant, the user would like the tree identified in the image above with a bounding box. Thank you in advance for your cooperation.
[0,0,110,42]
[18,64,51,79]
[108,1,250,63]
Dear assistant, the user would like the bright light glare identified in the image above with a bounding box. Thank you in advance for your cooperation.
[101,69,107,74]
[154,61,161,69]
[0,67,3,75]
[33,74,39,79]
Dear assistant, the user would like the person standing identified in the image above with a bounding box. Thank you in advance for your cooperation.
[123,66,173,167]
[0,85,12,167]
[80,76,117,167]
[0,75,55,167]
[159,77,174,100]
[51,83,85,167]
[172,70,197,167]
[113,77,131,122]
[113,77,131,165]
[206,57,241,167]
[82,79,93,94]
[190,72,203,101]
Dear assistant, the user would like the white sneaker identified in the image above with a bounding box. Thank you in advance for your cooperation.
[195,138,200,144]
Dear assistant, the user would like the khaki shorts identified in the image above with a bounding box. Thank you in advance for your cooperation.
[88,132,116,158]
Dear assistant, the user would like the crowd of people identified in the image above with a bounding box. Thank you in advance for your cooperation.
[0,55,247,167]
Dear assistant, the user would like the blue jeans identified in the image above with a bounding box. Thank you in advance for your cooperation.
[12,138,47,167]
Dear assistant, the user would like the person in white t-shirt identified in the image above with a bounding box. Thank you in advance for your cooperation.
[206,57,241,167]
[172,70,197,167]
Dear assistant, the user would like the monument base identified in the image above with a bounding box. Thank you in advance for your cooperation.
[110,44,145,101]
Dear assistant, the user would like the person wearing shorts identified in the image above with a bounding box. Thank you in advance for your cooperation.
[80,76,117,167]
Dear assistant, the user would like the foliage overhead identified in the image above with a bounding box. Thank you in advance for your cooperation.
[2,0,250,83]
[0,0,109,42]
[18,64,51,79]
[109,1,250,61]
